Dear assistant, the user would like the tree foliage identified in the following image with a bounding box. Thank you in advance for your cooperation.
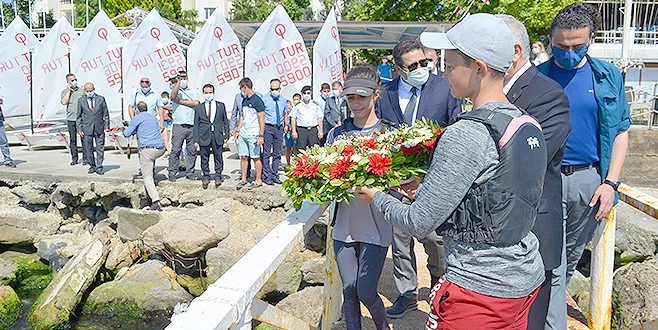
[91,0,200,30]
[1,0,56,29]
[230,0,313,21]
[347,0,576,62]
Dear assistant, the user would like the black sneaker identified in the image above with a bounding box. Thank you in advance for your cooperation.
[264,180,274,186]
[88,167,96,174]
[70,160,78,166]
[5,162,16,168]
[168,175,176,182]
[386,295,418,319]
[96,167,104,175]
[272,178,283,185]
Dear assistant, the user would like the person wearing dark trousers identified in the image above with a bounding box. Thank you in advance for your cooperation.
[375,39,462,319]
[498,14,572,329]
[0,97,16,167]
[193,84,229,189]
[538,4,630,328]
[323,81,346,144]
[291,85,323,150]
[123,101,165,211]
[76,82,109,175]
[61,73,87,166]
[169,71,200,182]
[261,79,287,185]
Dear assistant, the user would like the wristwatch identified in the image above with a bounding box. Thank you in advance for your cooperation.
[603,179,620,191]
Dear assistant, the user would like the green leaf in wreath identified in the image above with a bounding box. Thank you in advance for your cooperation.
[330,179,343,187]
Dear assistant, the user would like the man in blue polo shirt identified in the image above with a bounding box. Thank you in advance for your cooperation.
[124,101,165,211]
[261,78,287,185]
[169,71,201,182]
[539,3,631,298]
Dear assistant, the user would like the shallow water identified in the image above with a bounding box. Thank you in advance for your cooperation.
[10,297,169,330]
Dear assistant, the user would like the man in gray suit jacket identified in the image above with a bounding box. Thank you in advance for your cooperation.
[76,82,110,175]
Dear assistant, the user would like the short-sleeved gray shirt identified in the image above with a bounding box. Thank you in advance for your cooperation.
[326,119,393,248]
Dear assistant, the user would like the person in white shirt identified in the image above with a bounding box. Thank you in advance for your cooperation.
[532,41,550,66]
[291,85,323,150]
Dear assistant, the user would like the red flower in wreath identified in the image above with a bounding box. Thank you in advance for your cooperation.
[367,153,392,176]
[329,157,354,179]
[434,127,445,137]
[423,138,437,150]
[360,138,379,150]
[342,145,356,158]
[290,155,320,178]
[400,144,424,156]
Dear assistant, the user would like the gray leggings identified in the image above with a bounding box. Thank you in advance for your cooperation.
[334,240,389,330]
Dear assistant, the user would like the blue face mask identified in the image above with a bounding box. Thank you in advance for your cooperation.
[551,44,589,71]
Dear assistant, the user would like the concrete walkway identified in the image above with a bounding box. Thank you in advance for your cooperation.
[0,145,269,187]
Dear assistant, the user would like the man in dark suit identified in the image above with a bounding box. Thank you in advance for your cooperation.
[77,82,110,175]
[498,15,571,329]
[323,81,347,137]
[193,83,230,189]
[375,40,462,319]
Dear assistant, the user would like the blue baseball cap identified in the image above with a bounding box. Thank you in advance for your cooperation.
[420,13,514,73]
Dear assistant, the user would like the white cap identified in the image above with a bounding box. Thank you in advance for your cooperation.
[420,13,515,73]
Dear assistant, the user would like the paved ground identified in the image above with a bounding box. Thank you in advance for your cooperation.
[0,144,276,187]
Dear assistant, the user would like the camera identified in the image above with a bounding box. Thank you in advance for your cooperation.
[169,77,178,84]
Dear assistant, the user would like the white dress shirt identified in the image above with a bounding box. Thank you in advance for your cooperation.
[291,101,323,127]
[397,78,422,124]
[503,61,532,95]
[205,101,215,130]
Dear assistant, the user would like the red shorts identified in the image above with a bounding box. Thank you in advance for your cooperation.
[426,276,539,330]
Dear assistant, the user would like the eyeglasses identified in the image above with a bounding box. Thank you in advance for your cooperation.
[140,80,150,83]
[402,59,429,72]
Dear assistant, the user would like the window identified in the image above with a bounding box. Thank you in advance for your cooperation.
[204,7,216,19]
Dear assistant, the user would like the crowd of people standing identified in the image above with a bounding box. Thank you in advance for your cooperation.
[10,66,351,211]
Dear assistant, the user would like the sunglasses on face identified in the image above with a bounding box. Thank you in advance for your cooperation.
[271,88,281,91]
[402,58,429,72]
[140,80,150,84]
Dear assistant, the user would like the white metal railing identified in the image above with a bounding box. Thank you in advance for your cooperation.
[595,30,658,45]
[166,201,340,330]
